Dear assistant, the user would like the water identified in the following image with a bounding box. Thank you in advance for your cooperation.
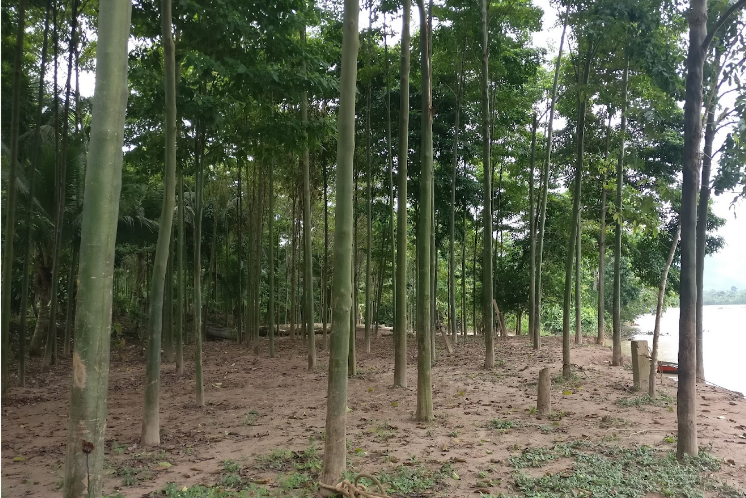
[625,304,746,396]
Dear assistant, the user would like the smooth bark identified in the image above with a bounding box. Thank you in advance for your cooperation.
[393,0,410,388]
[612,61,629,367]
[320,0,358,485]
[301,27,316,368]
[141,0,178,445]
[449,48,464,345]
[63,2,132,494]
[528,114,537,347]
[416,0,434,420]
[597,112,612,345]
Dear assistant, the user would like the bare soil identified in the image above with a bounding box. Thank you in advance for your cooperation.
[2,330,745,497]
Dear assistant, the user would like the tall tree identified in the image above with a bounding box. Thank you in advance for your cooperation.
[534,19,567,349]
[301,27,316,369]
[597,111,612,345]
[18,0,52,386]
[63,1,132,494]
[141,0,178,446]
[449,47,465,345]
[612,60,629,367]
[481,0,494,368]
[1,0,26,391]
[676,0,745,460]
[528,113,538,348]
[393,0,411,388]
[416,0,434,419]
[320,0,358,486]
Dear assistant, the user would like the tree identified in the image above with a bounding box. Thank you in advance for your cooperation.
[416,0,434,420]
[63,1,133,494]
[480,0,493,369]
[301,27,315,370]
[394,0,411,388]
[141,0,178,446]
[320,0,358,487]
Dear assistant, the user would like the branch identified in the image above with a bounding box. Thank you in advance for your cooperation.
[702,0,746,52]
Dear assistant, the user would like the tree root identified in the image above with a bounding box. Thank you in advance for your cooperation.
[318,473,389,498]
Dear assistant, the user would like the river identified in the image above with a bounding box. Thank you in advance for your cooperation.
[624,304,746,396]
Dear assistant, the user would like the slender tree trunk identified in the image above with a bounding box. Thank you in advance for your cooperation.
[193,127,205,407]
[268,163,276,358]
[562,49,591,378]
[528,114,538,347]
[384,13,396,340]
[290,190,297,342]
[320,0,358,484]
[163,237,174,362]
[461,216,466,338]
[695,103,715,383]
[534,19,566,349]
[350,174,358,376]
[0,0,26,399]
[18,0,51,387]
[365,11,373,355]
[323,158,329,350]
[42,0,62,373]
[301,28,316,367]
[449,48,464,346]
[612,60,629,367]
[415,0,434,420]
[176,165,185,374]
[597,111,611,345]
[650,224,681,397]
[141,0,178,445]
[480,0,494,369]
[575,219,582,344]
[393,0,410,388]
[63,2,132,493]
[63,248,79,356]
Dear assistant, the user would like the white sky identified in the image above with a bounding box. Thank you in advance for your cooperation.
[75,1,744,291]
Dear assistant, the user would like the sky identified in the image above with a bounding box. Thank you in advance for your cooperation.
[74,1,745,291]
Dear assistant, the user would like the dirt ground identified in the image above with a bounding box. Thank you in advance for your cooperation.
[2,330,745,497]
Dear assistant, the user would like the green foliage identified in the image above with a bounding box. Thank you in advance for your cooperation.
[509,447,559,468]
[375,463,454,495]
[490,419,521,431]
[511,444,736,498]
[617,393,676,409]
[703,287,746,305]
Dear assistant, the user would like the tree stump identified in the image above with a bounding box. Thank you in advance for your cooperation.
[631,340,650,391]
[537,367,551,414]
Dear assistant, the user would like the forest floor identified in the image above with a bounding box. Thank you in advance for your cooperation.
[2,330,746,498]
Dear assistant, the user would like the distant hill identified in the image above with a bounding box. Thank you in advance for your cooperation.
[703,287,746,305]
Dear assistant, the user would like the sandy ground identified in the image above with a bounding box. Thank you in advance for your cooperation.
[2,330,745,497]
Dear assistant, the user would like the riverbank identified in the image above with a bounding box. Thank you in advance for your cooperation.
[2,333,745,497]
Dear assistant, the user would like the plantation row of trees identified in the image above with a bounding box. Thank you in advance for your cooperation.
[1,0,744,494]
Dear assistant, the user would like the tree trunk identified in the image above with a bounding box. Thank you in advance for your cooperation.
[322,156,329,350]
[364,11,373,355]
[534,19,566,349]
[290,190,297,342]
[141,0,177,445]
[414,0,434,420]
[0,0,26,399]
[575,221,582,345]
[163,237,174,363]
[63,2,132,494]
[393,0,410,388]
[268,162,276,358]
[677,0,707,460]
[42,1,61,373]
[193,126,205,407]
[450,47,464,346]
[176,164,185,374]
[528,113,538,347]
[561,48,591,378]
[63,248,79,356]
[612,60,629,367]
[19,0,50,386]
[650,224,681,397]
[384,13,396,341]
[301,29,316,367]
[695,102,715,383]
[598,111,611,345]
[320,0,358,485]
[481,0,494,369]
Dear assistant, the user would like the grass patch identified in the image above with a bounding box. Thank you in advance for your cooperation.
[617,392,676,408]
[374,463,454,496]
[509,447,559,468]
[254,446,321,475]
[490,419,521,432]
[242,410,261,426]
[511,443,743,498]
